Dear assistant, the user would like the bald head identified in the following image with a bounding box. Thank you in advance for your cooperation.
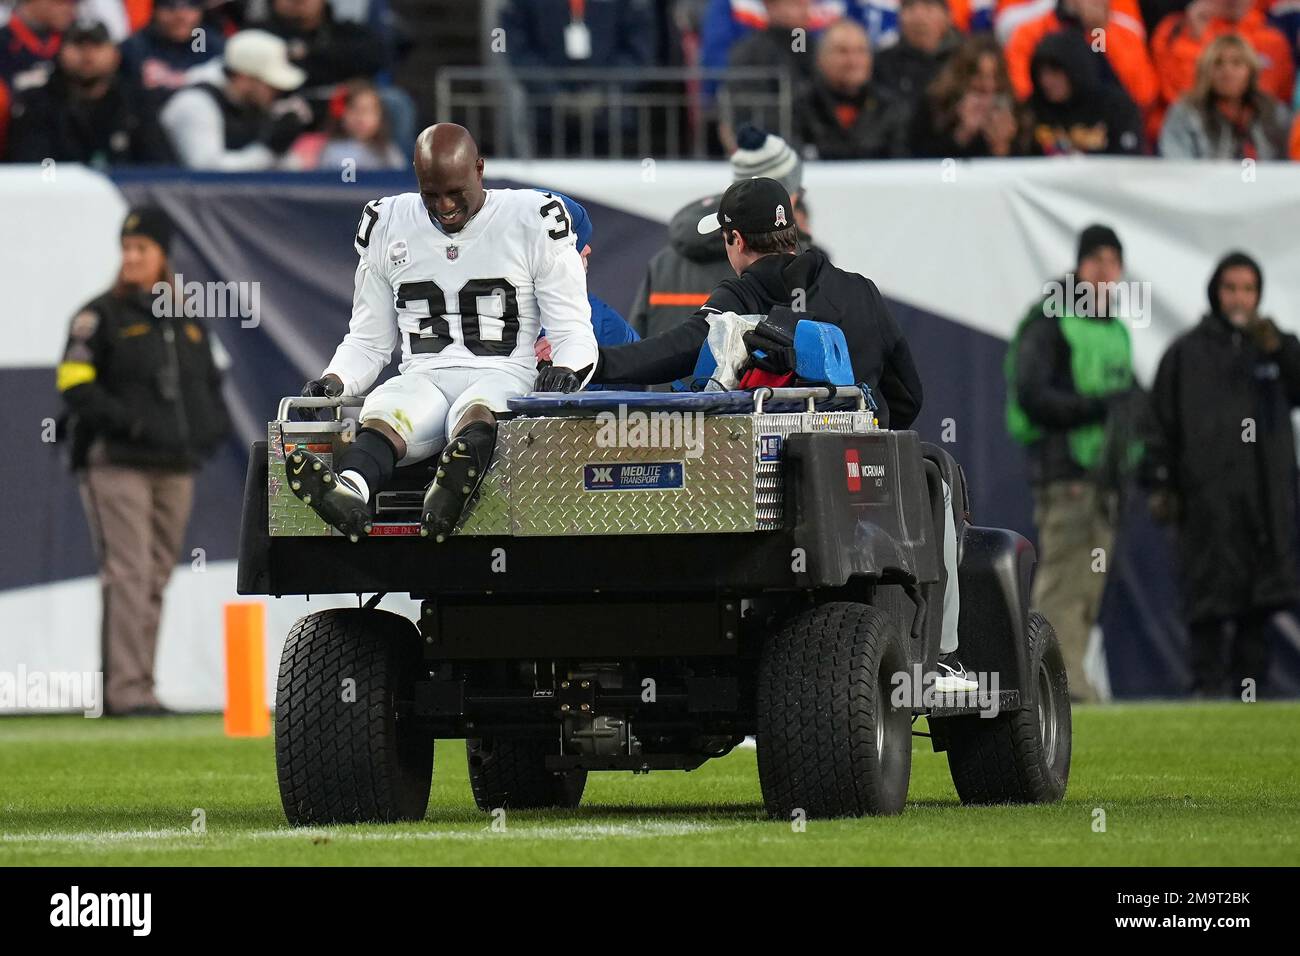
[414,124,486,234]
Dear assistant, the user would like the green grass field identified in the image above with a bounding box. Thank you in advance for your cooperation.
[1,702,1296,866]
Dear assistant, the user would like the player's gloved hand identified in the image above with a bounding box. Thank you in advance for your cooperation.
[534,365,582,393]
[296,375,343,421]
[262,95,313,154]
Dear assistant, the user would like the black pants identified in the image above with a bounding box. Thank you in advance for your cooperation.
[1188,609,1274,697]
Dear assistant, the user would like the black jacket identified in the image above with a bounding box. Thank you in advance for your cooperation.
[262,7,387,87]
[1150,309,1300,623]
[595,249,923,429]
[58,288,231,471]
[1027,30,1142,155]
[500,0,655,70]
[8,69,174,165]
[1013,307,1113,484]
[627,194,735,339]
[797,77,910,160]
[873,29,960,107]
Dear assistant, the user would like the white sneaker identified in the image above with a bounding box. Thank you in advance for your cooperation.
[934,654,979,693]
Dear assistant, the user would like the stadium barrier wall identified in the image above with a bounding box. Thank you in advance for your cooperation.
[1,159,1298,710]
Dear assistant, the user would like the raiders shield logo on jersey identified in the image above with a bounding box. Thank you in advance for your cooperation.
[446,245,459,261]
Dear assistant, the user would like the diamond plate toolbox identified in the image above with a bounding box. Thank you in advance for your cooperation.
[504,414,755,535]
[266,410,874,537]
[268,423,342,537]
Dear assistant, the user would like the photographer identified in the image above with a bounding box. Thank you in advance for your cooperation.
[1148,252,1300,697]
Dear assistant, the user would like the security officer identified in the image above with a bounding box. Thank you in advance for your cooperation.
[57,206,231,716]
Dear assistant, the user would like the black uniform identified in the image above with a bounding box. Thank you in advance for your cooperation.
[58,288,231,471]
[594,248,923,429]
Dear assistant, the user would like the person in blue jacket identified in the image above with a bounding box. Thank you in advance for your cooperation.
[533,189,639,354]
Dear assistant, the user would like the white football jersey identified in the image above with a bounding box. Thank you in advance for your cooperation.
[324,188,597,396]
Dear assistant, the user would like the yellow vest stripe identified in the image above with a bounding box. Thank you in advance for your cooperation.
[57,361,97,392]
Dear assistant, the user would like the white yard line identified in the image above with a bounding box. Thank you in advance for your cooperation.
[0,820,749,847]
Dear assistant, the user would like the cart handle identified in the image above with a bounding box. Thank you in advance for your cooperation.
[276,396,345,421]
[752,385,867,414]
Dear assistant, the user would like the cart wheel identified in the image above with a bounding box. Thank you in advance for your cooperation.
[943,611,1071,804]
[276,608,433,825]
[757,601,912,818]
[466,737,586,811]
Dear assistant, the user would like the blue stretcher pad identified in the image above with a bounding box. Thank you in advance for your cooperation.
[508,389,862,416]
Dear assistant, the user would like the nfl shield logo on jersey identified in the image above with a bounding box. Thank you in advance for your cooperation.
[446,245,459,261]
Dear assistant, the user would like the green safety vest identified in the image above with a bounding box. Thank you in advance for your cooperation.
[1005,302,1134,471]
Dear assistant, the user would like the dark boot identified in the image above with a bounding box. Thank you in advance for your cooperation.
[285,448,372,542]
[421,421,495,542]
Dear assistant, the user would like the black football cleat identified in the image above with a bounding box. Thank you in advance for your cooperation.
[284,448,372,542]
[421,422,495,542]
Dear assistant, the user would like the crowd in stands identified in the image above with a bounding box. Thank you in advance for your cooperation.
[2,0,1299,165]
[703,0,1300,158]
[0,0,411,167]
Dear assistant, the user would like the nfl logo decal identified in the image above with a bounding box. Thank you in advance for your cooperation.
[446,245,459,261]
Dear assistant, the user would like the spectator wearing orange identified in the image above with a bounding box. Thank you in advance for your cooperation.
[948,0,998,32]
[1290,113,1300,158]
[1151,0,1295,111]
[995,0,1147,41]
[1159,33,1292,157]
[1004,0,1158,113]
[909,35,1030,156]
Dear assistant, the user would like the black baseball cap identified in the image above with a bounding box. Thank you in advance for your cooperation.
[1077,223,1122,266]
[65,19,112,45]
[121,206,174,254]
[697,177,794,237]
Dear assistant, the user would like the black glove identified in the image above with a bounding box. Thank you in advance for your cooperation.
[743,306,802,375]
[297,376,343,421]
[534,365,582,393]
[743,320,798,375]
[261,96,313,154]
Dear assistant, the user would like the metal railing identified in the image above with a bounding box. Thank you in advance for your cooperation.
[433,65,795,159]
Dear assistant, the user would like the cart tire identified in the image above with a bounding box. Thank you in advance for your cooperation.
[276,608,433,825]
[944,611,1071,804]
[466,737,587,811]
[757,601,912,818]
